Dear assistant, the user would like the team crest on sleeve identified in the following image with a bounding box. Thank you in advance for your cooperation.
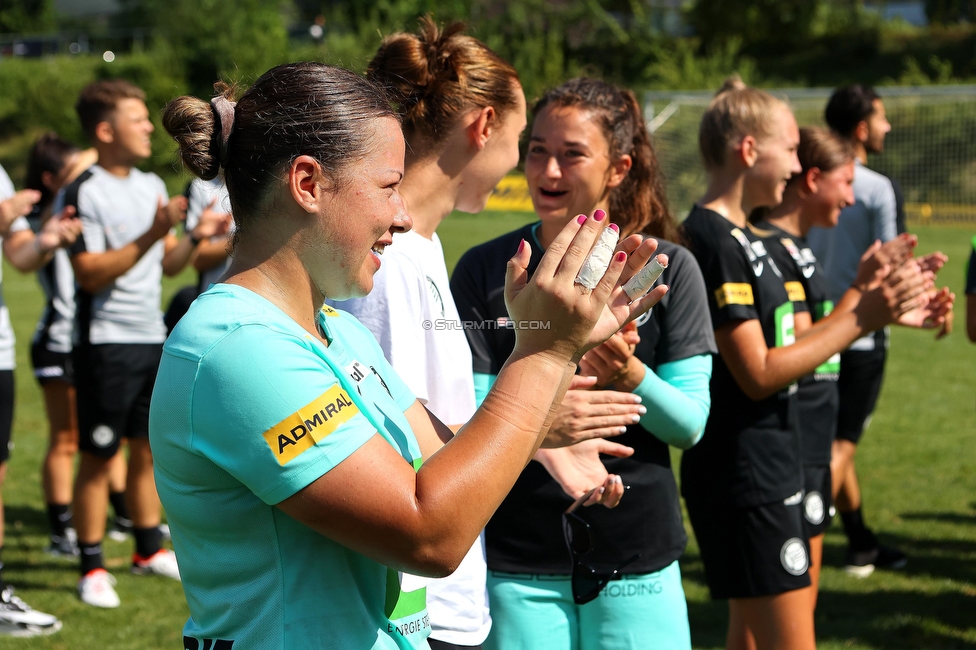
[262,385,359,465]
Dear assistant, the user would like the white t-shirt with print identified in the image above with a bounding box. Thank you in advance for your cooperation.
[332,229,489,645]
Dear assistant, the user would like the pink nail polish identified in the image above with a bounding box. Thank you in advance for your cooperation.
[615,251,627,262]
[594,209,606,221]
[577,215,587,225]
[517,239,526,254]
[609,223,619,233]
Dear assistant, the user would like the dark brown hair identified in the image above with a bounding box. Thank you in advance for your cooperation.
[25,132,80,212]
[699,75,787,170]
[367,16,519,155]
[162,63,397,242]
[75,79,146,140]
[794,126,856,177]
[532,78,678,243]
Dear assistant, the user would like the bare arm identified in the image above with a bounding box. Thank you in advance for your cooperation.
[162,201,230,277]
[275,214,667,576]
[72,196,185,293]
[3,206,82,272]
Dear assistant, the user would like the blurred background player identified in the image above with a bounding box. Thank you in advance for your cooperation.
[66,79,229,608]
[0,156,84,637]
[807,84,907,577]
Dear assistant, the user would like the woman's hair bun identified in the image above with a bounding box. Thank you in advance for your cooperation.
[716,74,748,96]
[162,83,235,180]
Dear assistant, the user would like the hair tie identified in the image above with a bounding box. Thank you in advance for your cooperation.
[210,96,237,166]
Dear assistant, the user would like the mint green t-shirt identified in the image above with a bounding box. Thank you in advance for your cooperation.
[150,284,430,649]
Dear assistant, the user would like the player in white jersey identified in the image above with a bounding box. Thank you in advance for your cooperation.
[0,160,82,637]
[67,79,230,608]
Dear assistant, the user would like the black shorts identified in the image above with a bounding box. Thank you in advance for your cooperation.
[74,343,162,458]
[0,370,12,464]
[686,494,811,599]
[30,341,74,386]
[801,465,833,538]
[835,347,887,444]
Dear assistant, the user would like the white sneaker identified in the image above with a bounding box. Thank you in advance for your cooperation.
[78,569,120,609]
[131,549,181,581]
[0,587,62,637]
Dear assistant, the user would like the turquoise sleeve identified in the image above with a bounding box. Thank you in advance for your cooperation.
[632,354,712,450]
[473,372,497,408]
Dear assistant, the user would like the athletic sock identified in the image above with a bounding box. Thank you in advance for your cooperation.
[79,541,105,576]
[109,491,130,523]
[46,503,73,538]
[841,507,877,549]
[133,526,163,559]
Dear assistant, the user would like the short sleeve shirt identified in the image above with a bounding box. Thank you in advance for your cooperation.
[0,164,29,370]
[758,222,839,467]
[150,284,430,649]
[680,206,802,508]
[452,224,716,575]
[66,165,168,345]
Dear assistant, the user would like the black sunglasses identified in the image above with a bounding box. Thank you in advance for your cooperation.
[561,488,640,605]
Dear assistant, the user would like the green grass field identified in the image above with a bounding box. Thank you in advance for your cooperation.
[1,213,974,648]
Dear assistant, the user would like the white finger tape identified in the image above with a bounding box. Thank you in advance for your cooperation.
[623,256,668,300]
[575,226,619,290]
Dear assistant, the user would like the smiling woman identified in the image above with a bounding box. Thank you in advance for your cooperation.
[149,62,667,649]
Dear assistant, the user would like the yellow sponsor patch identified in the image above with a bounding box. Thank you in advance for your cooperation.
[320,304,340,317]
[263,385,359,465]
[784,281,806,302]
[715,283,754,308]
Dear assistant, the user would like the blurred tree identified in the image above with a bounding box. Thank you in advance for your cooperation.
[116,0,288,95]
[686,0,824,51]
[0,0,55,33]
[926,0,976,23]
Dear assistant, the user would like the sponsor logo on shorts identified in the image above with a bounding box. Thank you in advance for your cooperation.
[715,283,754,308]
[262,385,359,465]
[183,636,234,650]
[804,491,825,525]
[91,424,116,448]
[780,537,809,576]
[784,281,806,302]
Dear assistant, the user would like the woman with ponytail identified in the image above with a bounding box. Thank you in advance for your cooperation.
[680,79,944,650]
[334,23,647,650]
[451,77,715,650]
[752,126,951,619]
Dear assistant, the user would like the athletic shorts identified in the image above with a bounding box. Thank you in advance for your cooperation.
[484,561,691,650]
[30,341,73,386]
[0,370,12,464]
[685,495,811,600]
[835,347,887,444]
[74,343,162,458]
[801,465,833,538]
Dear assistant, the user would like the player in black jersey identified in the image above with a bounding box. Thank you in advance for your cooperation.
[453,78,710,650]
[756,126,953,616]
[680,78,941,650]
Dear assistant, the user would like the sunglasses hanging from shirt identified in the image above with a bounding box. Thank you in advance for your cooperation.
[561,488,640,605]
